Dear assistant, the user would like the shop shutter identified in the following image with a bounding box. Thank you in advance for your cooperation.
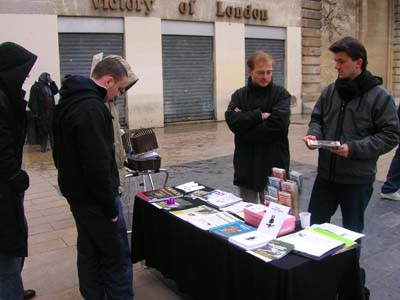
[162,35,214,123]
[58,33,127,126]
[245,38,285,87]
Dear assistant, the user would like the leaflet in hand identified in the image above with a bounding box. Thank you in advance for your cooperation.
[306,139,341,150]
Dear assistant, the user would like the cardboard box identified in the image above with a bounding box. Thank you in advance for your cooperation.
[244,205,296,236]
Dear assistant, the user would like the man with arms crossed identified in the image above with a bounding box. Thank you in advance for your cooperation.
[225,51,291,203]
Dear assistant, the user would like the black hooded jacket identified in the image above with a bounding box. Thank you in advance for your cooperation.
[225,78,291,192]
[0,42,37,257]
[52,75,119,219]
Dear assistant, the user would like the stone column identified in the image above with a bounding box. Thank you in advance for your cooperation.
[302,0,322,113]
[392,0,400,102]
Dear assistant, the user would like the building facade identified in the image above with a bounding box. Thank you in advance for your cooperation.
[0,0,396,128]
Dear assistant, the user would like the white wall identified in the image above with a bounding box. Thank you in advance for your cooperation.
[0,14,60,100]
[124,17,164,129]
[214,22,245,121]
[286,27,302,114]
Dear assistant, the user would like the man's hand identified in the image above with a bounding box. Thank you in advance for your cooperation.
[111,216,118,222]
[261,112,270,120]
[234,107,241,112]
[303,135,317,150]
[331,143,349,158]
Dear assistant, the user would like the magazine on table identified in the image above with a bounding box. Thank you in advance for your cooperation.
[247,239,294,263]
[171,205,219,221]
[197,189,242,209]
[209,220,256,239]
[220,201,258,219]
[228,230,272,250]
[187,211,240,231]
[309,223,365,241]
[137,187,183,202]
[174,181,206,193]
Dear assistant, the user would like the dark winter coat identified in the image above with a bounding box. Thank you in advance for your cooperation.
[28,79,58,138]
[0,42,37,257]
[52,75,119,219]
[225,78,291,192]
[308,70,400,184]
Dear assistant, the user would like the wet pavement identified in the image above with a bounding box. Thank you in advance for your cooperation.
[21,115,400,300]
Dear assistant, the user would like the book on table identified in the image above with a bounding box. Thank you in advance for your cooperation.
[174,181,207,193]
[187,211,240,231]
[137,187,182,202]
[277,228,345,260]
[209,220,256,239]
[247,239,295,262]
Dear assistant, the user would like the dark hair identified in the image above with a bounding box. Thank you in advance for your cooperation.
[91,57,128,81]
[329,36,368,70]
[247,51,275,70]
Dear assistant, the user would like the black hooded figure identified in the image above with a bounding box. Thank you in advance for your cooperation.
[29,72,58,152]
[0,42,37,299]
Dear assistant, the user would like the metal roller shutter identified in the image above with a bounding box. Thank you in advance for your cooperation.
[58,33,127,126]
[162,35,214,123]
[245,38,285,87]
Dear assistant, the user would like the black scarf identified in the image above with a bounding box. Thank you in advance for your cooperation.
[335,70,382,101]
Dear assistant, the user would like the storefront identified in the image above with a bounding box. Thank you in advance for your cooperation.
[1,0,394,129]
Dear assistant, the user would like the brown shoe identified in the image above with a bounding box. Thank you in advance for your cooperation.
[24,289,36,300]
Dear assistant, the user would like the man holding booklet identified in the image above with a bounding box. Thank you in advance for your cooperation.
[303,37,399,243]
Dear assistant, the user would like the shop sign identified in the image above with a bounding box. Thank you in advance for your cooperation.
[216,1,268,21]
[92,0,154,14]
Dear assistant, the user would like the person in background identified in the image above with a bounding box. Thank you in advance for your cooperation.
[0,42,37,300]
[28,72,58,152]
[52,58,133,300]
[103,55,138,196]
[225,51,291,203]
[381,106,400,201]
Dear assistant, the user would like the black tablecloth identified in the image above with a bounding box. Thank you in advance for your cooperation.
[131,196,364,300]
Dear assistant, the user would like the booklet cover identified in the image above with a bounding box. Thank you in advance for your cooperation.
[209,220,256,239]
[247,239,294,263]
[228,231,271,250]
[174,181,206,193]
[257,202,290,239]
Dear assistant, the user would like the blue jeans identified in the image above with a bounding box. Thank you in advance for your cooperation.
[308,176,372,234]
[0,255,24,300]
[381,146,400,193]
[71,197,133,300]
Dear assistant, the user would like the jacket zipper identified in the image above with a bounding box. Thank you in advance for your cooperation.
[328,99,347,181]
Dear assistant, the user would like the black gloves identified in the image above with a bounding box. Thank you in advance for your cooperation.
[8,170,30,193]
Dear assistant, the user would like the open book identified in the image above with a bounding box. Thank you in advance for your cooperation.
[247,239,294,262]
[278,228,345,260]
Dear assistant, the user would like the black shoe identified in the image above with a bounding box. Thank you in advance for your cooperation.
[24,289,36,300]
